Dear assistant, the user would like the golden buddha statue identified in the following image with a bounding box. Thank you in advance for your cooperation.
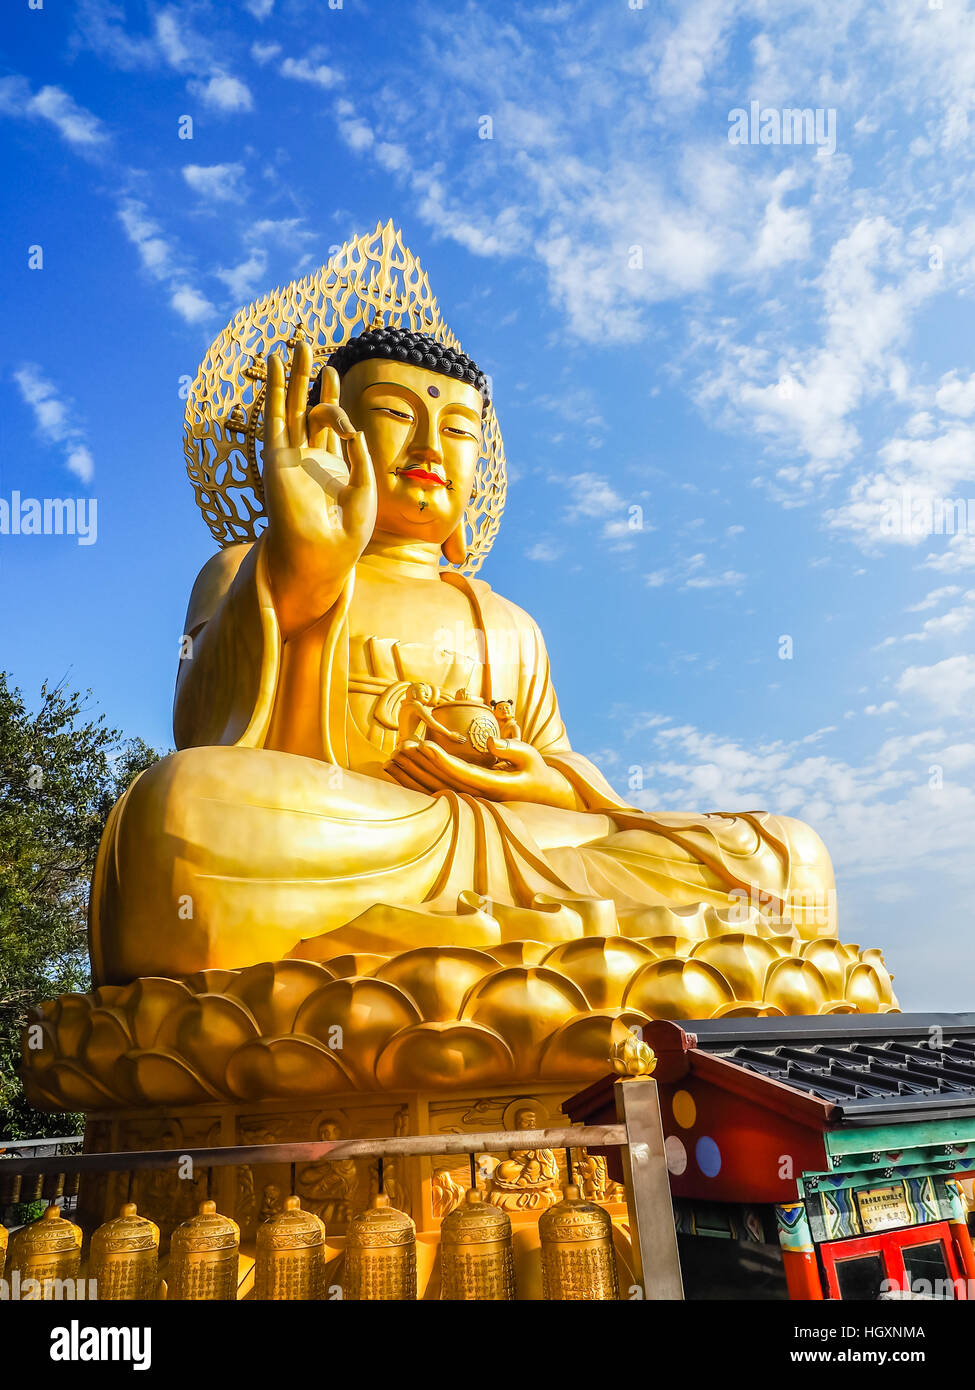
[297,1117,358,1226]
[485,1107,561,1212]
[24,223,896,1120]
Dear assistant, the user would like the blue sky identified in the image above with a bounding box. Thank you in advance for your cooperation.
[3,0,975,1008]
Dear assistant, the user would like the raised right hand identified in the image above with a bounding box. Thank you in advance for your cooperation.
[262,337,377,636]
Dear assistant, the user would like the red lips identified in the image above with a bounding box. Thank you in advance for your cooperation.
[398,467,444,485]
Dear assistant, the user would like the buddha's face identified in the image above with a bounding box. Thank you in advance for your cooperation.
[516,1108,536,1129]
[338,357,483,544]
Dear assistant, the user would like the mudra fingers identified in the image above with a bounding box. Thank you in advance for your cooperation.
[285,338,312,448]
[263,351,288,454]
[307,401,356,453]
[308,369,354,452]
[340,429,377,536]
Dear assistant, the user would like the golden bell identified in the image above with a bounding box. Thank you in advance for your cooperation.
[0,1167,21,1207]
[254,1195,326,1301]
[342,1193,416,1301]
[538,1184,620,1301]
[9,1204,83,1297]
[42,1170,65,1203]
[439,1187,515,1301]
[63,1170,81,1198]
[0,1222,7,1282]
[90,1202,160,1301]
[168,1199,240,1301]
[19,1173,43,1203]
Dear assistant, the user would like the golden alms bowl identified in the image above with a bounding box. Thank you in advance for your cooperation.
[424,695,502,768]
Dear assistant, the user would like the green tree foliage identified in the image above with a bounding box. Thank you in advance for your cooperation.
[0,673,161,1138]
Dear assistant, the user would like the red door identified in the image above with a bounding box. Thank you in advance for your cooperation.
[822,1221,966,1300]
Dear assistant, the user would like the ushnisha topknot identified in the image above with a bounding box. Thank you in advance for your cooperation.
[307,326,490,412]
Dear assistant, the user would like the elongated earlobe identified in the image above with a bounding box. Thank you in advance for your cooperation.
[441,519,469,566]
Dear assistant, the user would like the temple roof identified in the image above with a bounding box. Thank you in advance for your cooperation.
[683,1013,975,1125]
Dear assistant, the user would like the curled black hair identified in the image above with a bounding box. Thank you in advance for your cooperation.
[307,326,490,412]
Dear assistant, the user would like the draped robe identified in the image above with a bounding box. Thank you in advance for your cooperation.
[89,538,835,986]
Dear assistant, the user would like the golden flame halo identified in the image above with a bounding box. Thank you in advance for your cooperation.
[183,219,506,576]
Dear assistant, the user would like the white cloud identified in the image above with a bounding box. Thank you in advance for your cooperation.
[117,197,214,323]
[281,56,340,89]
[189,72,253,112]
[646,551,746,592]
[170,284,216,324]
[245,0,275,17]
[560,473,625,522]
[13,364,95,482]
[685,568,747,590]
[117,199,174,277]
[251,42,281,65]
[897,655,975,716]
[907,586,960,613]
[936,370,975,418]
[649,0,739,111]
[0,76,108,150]
[526,539,563,563]
[619,711,975,886]
[216,250,268,303]
[154,8,193,68]
[182,162,246,201]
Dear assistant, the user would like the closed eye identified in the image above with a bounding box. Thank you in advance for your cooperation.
[441,425,478,440]
[372,406,415,423]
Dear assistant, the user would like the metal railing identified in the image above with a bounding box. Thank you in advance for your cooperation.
[0,1080,683,1298]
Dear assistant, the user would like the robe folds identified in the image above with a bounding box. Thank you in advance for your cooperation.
[89,538,835,986]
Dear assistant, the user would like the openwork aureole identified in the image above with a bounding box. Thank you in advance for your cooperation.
[183,219,507,577]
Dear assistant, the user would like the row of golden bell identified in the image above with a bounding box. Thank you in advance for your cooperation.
[1,1159,621,1301]
[0,1167,79,1206]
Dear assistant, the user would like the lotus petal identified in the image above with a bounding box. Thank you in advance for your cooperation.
[225,960,335,1034]
[542,938,655,1008]
[623,958,735,1020]
[117,1049,220,1106]
[690,934,779,1001]
[112,977,196,1050]
[800,940,858,999]
[39,993,94,1059]
[539,1007,652,1078]
[292,977,420,1084]
[81,1007,133,1075]
[225,1035,355,1100]
[844,962,884,1012]
[376,1021,514,1089]
[375,947,496,1020]
[182,968,238,996]
[857,949,896,1004]
[32,1060,122,1110]
[461,966,588,1072]
[763,957,829,1015]
[20,1020,60,1073]
[168,994,260,1089]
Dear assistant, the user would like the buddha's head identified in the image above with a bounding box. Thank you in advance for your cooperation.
[308,327,488,563]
